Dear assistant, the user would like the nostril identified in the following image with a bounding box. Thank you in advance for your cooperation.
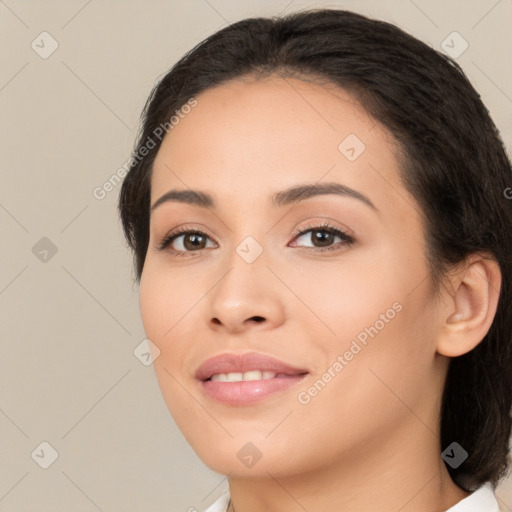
[251,316,265,323]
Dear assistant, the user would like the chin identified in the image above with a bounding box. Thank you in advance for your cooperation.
[188,434,315,479]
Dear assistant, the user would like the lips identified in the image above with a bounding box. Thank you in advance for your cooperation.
[195,352,309,405]
[195,352,309,381]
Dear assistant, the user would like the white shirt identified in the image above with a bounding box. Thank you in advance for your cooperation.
[202,483,500,512]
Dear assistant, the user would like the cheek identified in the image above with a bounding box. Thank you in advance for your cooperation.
[139,270,166,342]
[294,247,435,401]
[139,262,199,346]
[283,253,403,343]
[139,267,201,428]
[292,296,435,457]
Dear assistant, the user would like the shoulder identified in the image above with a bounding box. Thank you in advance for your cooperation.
[445,483,500,512]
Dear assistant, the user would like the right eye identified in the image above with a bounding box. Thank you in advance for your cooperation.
[157,227,217,256]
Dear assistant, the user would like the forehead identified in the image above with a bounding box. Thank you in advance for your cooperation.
[150,75,413,218]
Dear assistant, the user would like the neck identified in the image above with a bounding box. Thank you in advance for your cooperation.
[226,415,469,512]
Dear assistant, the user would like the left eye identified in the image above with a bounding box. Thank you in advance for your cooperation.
[290,226,354,251]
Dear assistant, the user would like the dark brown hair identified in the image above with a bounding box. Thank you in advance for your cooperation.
[119,8,512,491]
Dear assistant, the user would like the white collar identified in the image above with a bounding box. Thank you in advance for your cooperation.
[203,483,500,512]
[445,483,500,511]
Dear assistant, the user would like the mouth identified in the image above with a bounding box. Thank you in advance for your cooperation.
[196,352,309,405]
[206,370,307,382]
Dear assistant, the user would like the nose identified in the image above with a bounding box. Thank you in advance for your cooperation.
[206,257,286,335]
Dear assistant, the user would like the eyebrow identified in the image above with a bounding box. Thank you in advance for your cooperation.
[150,182,377,212]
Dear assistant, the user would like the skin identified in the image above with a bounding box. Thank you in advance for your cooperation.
[139,75,501,511]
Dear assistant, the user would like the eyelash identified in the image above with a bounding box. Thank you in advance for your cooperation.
[156,221,355,257]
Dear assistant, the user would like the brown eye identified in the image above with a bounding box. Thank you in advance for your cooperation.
[181,232,207,251]
[291,225,354,252]
[157,229,216,254]
[309,229,337,248]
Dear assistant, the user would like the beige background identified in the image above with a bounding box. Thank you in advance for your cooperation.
[1,0,511,510]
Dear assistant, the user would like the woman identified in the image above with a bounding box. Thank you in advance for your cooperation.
[118,8,511,512]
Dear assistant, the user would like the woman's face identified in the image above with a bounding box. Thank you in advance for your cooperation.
[140,76,448,477]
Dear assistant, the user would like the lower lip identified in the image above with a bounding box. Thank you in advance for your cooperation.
[200,375,307,406]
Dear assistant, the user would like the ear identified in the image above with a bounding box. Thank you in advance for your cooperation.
[436,253,501,357]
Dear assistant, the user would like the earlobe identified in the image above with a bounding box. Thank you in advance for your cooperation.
[436,254,501,358]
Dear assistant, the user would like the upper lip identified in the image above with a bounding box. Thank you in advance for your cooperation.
[195,352,309,381]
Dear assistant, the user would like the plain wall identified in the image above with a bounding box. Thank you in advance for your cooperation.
[1,0,511,510]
